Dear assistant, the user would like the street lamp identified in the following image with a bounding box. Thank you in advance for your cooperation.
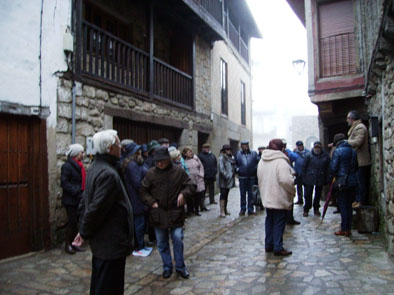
[292,59,306,75]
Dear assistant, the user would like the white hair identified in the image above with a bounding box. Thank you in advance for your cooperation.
[93,129,118,154]
[66,144,84,158]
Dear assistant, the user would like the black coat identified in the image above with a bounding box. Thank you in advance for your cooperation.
[61,158,83,206]
[301,150,330,186]
[79,154,134,260]
[235,149,259,178]
[198,151,218,180]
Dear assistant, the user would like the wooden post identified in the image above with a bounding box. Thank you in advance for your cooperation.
[149,1,154,97]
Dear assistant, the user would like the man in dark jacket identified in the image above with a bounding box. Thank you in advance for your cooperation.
[301,141,330,217]
[330,134,358,236]
[198,143,218,205]
[294,140,310,205]
[73,130,133,295]
[141,146,196,279]
[235,140,259,215]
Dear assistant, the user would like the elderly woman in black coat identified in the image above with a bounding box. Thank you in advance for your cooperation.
[61,143,86,254]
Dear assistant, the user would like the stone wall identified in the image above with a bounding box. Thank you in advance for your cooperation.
[53,73,212,242]
[367,56,394,255]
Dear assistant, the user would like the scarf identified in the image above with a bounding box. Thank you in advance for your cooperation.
[73,158,86,191]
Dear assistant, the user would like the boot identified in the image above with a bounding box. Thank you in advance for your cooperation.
[219,200,226,217]
[224,199,231,215]
[65,230,76,255]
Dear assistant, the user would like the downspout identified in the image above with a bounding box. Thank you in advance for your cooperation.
[70,0,77,143]
[71,79,76,143]
[381,77,386,200]
[39,0,44,116]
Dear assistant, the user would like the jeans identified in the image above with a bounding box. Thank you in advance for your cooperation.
[265,208,287,252]
[356,165,370,204]
[90,256,125,295]
[154,227,186,272]
[304,185,323,211]
[239,177,255,212]
[205,179,215,203]
[337,188,355,231]
[134,214,145,250]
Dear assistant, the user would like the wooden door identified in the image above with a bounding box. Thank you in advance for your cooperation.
[0,114,47,259]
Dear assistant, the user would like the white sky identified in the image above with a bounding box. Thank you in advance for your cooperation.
[246,0,318,140]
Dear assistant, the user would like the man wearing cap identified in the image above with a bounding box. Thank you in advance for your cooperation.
[141,146,196,279]
[294,141,310,205]
[198,143,218,205]
[301,141,330,217]
[346,110,370,208]
[158,138,170,147]
[235,140,259,215]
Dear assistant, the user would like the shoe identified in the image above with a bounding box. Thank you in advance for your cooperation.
[352,202,361,209]
[248,211,256,215]
[303,212,308,217]
[333,210,340,214]
[72,245,86,252]
[274,249,292,256]
[295,200,303,205]
[210,201,218,205]
[162,270,172,279]
[239,210,246,216]
[195,212,201,216]
[265,247,273,253]
[176,269,190,279]
[314,210,321,217]
[202,207,210,211]
[287,219,300,225]
[334,230,351,237]
[65,244,76,255]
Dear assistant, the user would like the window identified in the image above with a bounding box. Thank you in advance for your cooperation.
[241,81,246,125]
[318,0,357,77]
[220,59,228,115]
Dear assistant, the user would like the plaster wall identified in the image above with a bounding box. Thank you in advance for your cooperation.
[211,40,252,131]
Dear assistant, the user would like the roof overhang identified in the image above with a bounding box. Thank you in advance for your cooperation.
[286,0,306,27]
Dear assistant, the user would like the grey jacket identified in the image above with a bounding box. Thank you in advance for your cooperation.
[218,153,235,189]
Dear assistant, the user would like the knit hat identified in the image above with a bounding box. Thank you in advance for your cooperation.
[313,141,322,147]
[221,144,231,152]
[158,138,169,145]
[153,146,171,161]
[240,140,249,145]
[333,133,346,146]
[66,144,84,158]
[296,140,303,146]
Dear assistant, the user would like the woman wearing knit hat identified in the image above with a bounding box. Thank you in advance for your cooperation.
[61,144,86,254]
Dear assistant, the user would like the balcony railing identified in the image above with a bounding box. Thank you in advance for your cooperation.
[319,32,357,78]
[228,19,239,50]
[81,21,149,93]
[192,0,223,25]
[153,58,193,108]
[78,20,193,109]
[240,38,249,64]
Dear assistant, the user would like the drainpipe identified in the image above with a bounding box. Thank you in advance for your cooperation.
[71,80,76,143]
[381,78,386,200]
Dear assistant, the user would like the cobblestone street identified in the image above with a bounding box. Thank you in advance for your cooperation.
[1,187,393,295]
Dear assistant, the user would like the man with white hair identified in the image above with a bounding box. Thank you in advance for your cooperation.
[73,129,133,295]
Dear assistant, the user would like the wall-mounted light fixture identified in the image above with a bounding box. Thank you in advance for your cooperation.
[369,115,379,144]
[292,59,306,75]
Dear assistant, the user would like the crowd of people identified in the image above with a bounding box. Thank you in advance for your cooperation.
[59,110,369,294]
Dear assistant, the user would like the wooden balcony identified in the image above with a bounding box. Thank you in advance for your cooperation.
[77,20,193,110]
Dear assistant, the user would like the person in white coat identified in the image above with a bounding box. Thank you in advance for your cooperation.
[257,139,295,256]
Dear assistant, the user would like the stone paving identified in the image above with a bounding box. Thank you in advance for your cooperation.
[1,187,394,295]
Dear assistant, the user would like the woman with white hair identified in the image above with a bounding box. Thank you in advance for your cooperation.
[61,143,86,254]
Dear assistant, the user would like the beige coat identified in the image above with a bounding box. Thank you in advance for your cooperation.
[347,120,370,166]
[257,150,295,210]
[185,155,205,192]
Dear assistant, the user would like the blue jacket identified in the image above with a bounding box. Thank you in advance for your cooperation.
[125,161,148,215]
[235,149,259,178]
[302,149,330,186]
[294,149,310,176]
[285,149,298,166]
[329,141,358,187]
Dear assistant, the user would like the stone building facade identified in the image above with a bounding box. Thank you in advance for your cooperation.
[0,0,260,258]
[286,0,394,255]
